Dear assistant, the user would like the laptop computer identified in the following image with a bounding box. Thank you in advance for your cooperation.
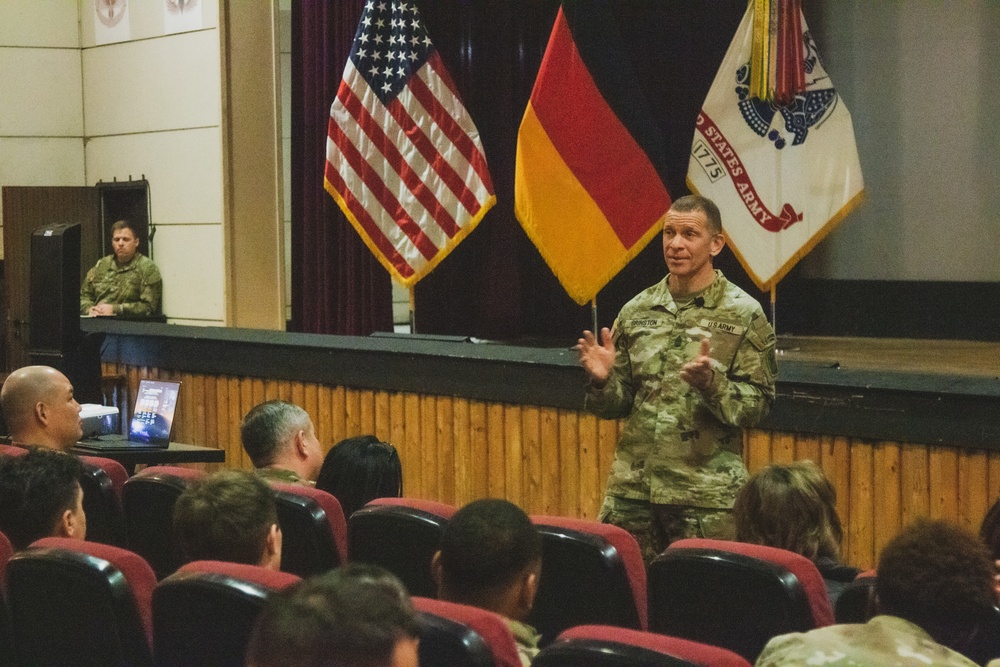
[76,380,181,451]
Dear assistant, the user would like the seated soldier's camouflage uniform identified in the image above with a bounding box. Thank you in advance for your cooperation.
[587,270,776,562]
[255,466,315,487]
[80,253,162,317]
[756,615,984,667]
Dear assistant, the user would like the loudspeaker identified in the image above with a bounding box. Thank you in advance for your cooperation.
[29,222,81,357]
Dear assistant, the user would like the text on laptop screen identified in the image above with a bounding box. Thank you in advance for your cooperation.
[129,380,179,444]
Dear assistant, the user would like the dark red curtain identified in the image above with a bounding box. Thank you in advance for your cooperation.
[290,0,392,335]
[291,1,755,341]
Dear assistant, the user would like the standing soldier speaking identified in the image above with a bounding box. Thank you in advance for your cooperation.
[577,195,777,565]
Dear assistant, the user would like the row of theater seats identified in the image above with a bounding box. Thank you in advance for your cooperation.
[14,451,990,664]
[0,531,752,667]
[80,464,836,662]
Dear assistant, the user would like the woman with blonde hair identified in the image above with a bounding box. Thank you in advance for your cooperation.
[733,460,859,604]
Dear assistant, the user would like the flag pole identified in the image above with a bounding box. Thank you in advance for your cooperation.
[591,297,598,334]
[770,283,777,336]
[409,286,416,334]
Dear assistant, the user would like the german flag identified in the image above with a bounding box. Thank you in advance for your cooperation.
[515,1,672,306]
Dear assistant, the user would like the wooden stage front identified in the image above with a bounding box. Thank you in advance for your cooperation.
[87,320,1000,570]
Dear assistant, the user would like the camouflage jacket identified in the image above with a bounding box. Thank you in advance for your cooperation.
[586,271,776,508]
[254,466,315,487]
[756,615,980,666]
[503,617,541,667]
[80,253,162,317]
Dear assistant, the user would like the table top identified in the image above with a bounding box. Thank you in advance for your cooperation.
[71,441,225,466]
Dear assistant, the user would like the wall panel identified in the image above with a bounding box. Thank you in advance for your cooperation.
[106,363,1000,571]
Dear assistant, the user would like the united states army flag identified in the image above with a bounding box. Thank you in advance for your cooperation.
[687,1,864,290]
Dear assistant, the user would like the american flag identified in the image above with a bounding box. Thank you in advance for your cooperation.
[325,0,495,287]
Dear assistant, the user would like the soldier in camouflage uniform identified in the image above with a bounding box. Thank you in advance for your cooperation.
[756,520,999,667]
[80,219,162,317]
[578,195,776,565]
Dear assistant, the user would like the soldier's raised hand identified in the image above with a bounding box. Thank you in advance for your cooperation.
[576,328,616,387]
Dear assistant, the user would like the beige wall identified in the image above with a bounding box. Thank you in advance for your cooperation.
[0,1,86,258]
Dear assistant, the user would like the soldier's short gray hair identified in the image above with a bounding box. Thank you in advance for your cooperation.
[240,400,312,467]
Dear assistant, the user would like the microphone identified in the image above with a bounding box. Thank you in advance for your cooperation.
[693,297,705,307]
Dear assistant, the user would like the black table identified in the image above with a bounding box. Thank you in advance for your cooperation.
[71,442,225,475]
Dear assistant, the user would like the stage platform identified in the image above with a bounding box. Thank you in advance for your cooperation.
[777,335,1000,379]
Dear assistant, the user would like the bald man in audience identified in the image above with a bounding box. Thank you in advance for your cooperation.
[1,366,82,451]
[240,400,324,486]
[173,469,282,570]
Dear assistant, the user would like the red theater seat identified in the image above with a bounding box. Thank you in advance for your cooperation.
[153,560,301,667]
[348,498,456,598]
[412,596,523,667]
[0,444,27,457]
[648,538,833,662]
[77,455,129,547]
[6,537,155,666]
[271,483,347,577]
[122,465,205,579]
[0,530,16,666]
[535,624,752,667]
[530,515,647,643]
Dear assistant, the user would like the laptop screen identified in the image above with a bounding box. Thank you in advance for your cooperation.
[128,380,180,444]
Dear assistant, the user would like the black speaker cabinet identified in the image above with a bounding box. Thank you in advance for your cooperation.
[29,222,81,358]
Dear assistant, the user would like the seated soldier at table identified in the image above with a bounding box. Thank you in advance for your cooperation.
[80,219,162,317]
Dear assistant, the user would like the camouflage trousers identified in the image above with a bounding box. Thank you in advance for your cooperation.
[598,495,735,567]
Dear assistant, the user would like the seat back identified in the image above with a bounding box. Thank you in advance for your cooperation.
[412,597,522,667]
[648,539,833,662]
[529,515,646,643]
[122,466,204,579]
[833,570,877,624]
[0,530,17,667]
[969,605,1000,665]
[78,455,129,547]
[534,625,752,667]
[6,537,155,667]
[0,444,27,458]
[271,483,347,577]
[153,560,300,667]
[348,498,455,598]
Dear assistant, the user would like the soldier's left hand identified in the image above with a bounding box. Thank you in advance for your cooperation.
[680,338,714,391]
[90,304,115,316]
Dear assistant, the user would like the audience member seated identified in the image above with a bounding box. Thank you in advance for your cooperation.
[315,435,403,518]
[734,460,859,605]
[0,448,86,550]
[246,563,420,667]
[241,400,324,486]
[80,218,162,317]
[755,519,998,667]
[0,366,82,452]
[432,499,542,666]
[173,470,281,570]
